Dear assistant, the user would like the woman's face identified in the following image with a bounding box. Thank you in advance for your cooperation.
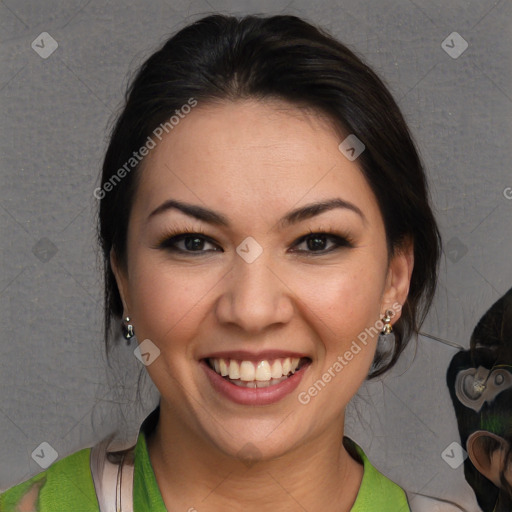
[113,99,412,459]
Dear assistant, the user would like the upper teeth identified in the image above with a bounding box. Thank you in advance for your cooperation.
[210,357,301,381]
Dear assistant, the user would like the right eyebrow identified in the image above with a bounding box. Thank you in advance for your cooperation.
[147,199,229,227]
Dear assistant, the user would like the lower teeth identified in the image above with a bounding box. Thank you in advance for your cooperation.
[228,375,290,388]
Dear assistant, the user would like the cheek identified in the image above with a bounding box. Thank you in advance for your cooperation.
[286,257,387,394]
[291,261,386,338]
[126,256,223,350]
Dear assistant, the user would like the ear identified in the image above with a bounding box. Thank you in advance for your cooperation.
[467,430,509,487]
[110,248,130,315]
[381,236,414,320]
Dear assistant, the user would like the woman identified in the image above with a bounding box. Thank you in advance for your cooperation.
[1,13,441,511]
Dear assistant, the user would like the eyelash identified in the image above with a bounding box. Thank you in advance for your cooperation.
[154,225,355,256]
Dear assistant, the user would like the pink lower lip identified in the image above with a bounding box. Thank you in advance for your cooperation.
[200,360,309,406]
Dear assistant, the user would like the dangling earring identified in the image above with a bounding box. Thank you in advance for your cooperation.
[378,309,395,353]
[382,309,393,334]
[122,316,135,343]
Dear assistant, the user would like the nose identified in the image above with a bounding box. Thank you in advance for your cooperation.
[215,248,295,334]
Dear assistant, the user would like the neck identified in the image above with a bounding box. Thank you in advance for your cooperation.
[147,402,363,512]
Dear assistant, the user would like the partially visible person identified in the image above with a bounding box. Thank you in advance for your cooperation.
[447,288,512,512]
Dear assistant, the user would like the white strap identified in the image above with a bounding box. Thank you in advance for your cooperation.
[90,438,135,512]
[407,492,468,512]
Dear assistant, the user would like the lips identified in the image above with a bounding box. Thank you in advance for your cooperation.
[200,352,311,404]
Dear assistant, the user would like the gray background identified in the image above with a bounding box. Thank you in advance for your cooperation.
[1,0,511,509]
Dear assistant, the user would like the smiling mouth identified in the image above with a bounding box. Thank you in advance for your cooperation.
[206,357,311,388]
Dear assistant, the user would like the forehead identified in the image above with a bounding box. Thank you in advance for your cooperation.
[133,99,381,226]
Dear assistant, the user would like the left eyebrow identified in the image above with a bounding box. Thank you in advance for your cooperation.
[276,198,366,229]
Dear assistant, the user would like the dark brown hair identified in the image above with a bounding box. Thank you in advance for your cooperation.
[98,14,441,378]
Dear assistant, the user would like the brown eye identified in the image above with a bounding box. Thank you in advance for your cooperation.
[183,236,207,251]
[291,232,353,254]
[306,234,329,251]
[158,233,221,253]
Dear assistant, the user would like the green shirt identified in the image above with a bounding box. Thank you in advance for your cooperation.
[1,410,410,511]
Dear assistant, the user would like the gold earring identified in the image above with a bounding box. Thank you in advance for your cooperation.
[381,309,394,335]
[376,309,395,362]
